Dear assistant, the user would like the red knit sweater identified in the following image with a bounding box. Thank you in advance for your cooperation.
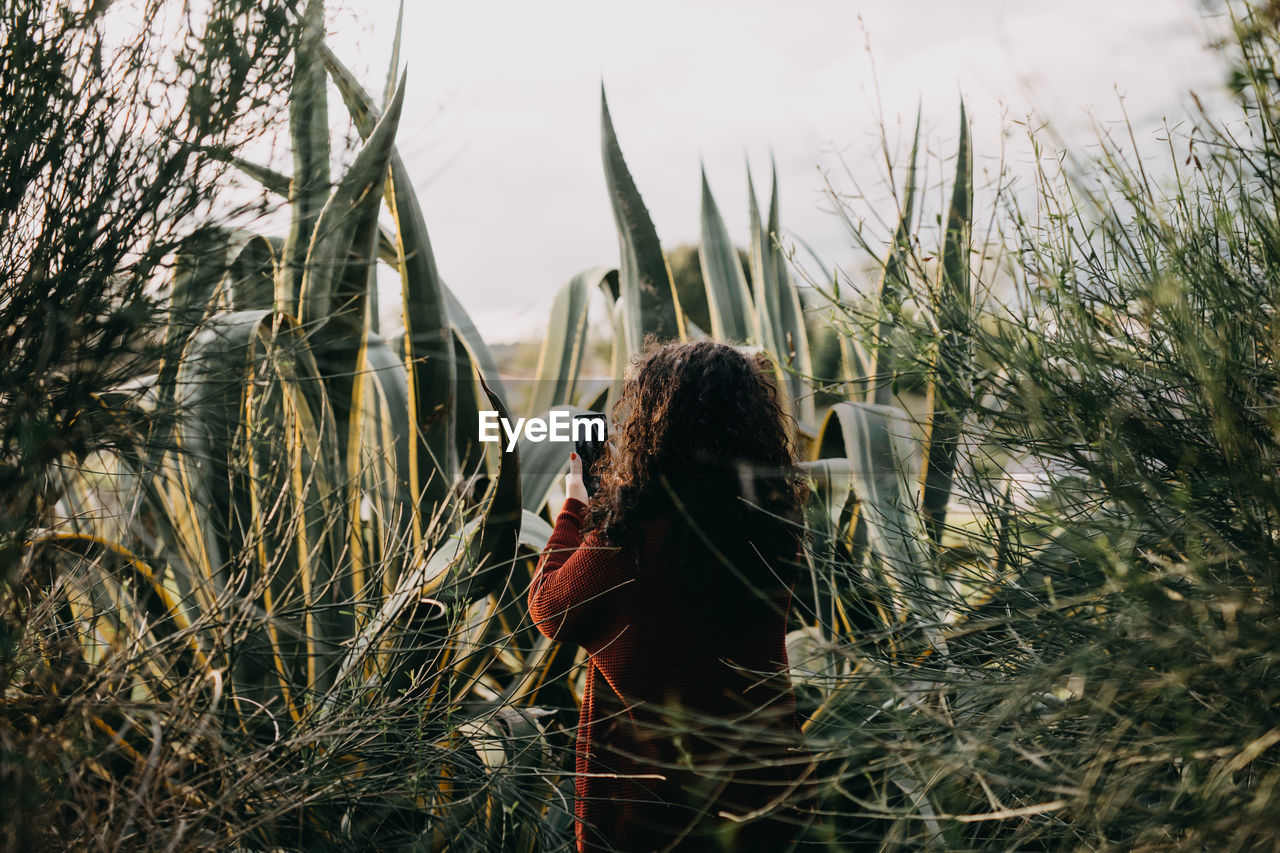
[528,497,805,853]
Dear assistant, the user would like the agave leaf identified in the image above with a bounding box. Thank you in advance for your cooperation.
[919,103,974,547]
[228,47,460,540]
[518,405,595,515]
[358,333,415,597]
[766,163,816,423]
[322,45,457,537]
[202,147,292,198]
[172,309,276,592]
[493,511,571,707]
[280,0,330,318]
[453,331,487,482]
[598,267,621,303]
[104,446,209,631]
[816,401,942,641]
[328,515,481,698]
[529,267,611,417]
[298,73,405,329]
[241,314,350,706]
[443,282,507,405]
[582,383,610,414]
[796,458,860,633]
[501,639,565,707]
[212,155,404,282]
[377,223,398,265]
[300,73,406,542]
[215,153,401,277]
[698,168,754,342]
[155,227,251,418]
[341,321,380,629]
[397,237,458,545]
[874,105,922,406]
[600,87,683,354]
[238,57,462,540]
[166,227,237,319]
[605,296,628,418]
[742,180,791,412]
[339,373,518,703]
[376,497,499,701]
[798,458,856,540]
[225,313,347,710]
[747,164,781,357]
[450,377,522,603]
[26,534,209,682]
[841,332,871,401]
[517,510,552,551]
[384,0,404,108]
[174,310,347,711]
[225,234,276,311]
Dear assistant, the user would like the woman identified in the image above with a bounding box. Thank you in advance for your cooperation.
[528,340,810,853]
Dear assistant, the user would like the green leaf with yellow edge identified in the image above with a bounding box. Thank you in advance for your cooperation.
[518,405,595,515]
[172,310,348,714]
[919,102,974,547]
[356,332,415,597]
[453,330,487,481]
[747,164,781,358]
[322,44,457,535]
[443,282,507,406]
[298,72,405,329]
[765,163,815,423]
[529,266,612,417]
[383,0,404,109]
[698,167,754,342]
[224,234,276,311]
[296,77,408,625]
[600,87,684,354]
[874,105,922,407]
[816,401,944,644]
[280,0,330,318]
[453,377,523,602]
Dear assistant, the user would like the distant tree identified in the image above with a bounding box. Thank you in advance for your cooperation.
[665,243,751,335]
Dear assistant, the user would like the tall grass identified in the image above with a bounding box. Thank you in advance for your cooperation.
[0,3,297,849]
[793,3,1280,849]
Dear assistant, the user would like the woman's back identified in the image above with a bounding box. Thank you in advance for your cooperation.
[528,340,811,852]
[530,499,804,852]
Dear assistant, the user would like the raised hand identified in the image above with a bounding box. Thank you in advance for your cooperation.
[564,451,589,508]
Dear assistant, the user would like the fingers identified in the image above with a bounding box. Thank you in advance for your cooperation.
[564,452,589,505]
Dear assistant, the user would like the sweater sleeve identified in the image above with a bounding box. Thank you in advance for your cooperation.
[528,497,632,646]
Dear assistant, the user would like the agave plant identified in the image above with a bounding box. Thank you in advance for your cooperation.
[805,106,976,650]
[25,2,554,847]
[518,81,996,845]
[21,0,993,842]
[772,107,1002,849]
[522,95,822,485]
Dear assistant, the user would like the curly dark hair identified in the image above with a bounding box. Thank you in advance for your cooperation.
[583,339,808,604]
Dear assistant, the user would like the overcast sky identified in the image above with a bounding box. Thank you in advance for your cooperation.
[313,1,1231,343]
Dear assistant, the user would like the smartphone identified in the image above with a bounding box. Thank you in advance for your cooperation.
[572,413,608,498]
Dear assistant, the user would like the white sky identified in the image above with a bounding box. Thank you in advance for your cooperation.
[312,1,1230,342]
